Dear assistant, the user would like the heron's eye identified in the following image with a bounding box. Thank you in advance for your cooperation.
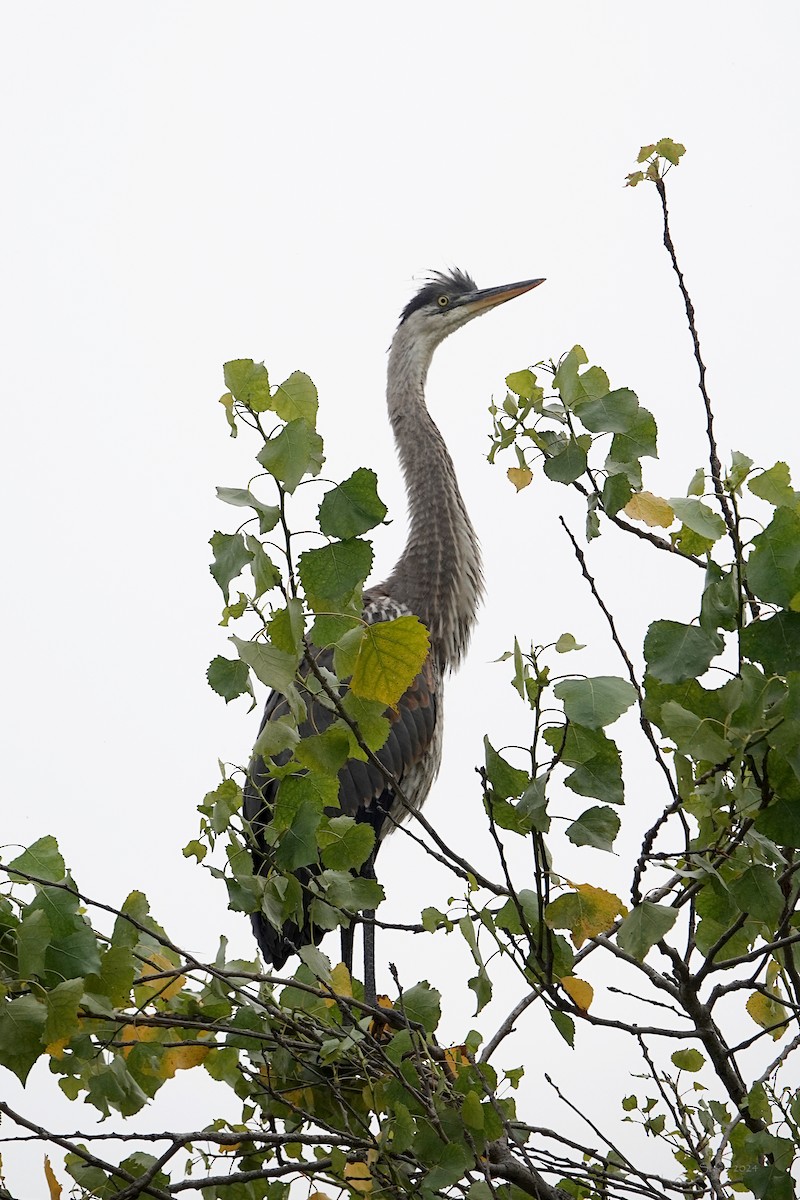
[437,295,449,308]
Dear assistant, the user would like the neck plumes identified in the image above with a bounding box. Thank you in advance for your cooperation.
[382,325,483,673]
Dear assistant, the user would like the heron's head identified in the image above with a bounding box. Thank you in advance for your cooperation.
[395,268,545,359]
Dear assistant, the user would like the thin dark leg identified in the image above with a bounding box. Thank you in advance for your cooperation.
[362,852,378,1006]
[341,921,355,975]
[363,914,376,1007]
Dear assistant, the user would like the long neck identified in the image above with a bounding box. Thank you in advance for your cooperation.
[381,326,483,672]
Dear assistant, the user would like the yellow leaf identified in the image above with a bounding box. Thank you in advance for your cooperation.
[219,1143,242,1154]
[444,1044,470,1078]
[561,976,594,1013]
[137,952,186,1001]
[350,615,430,709]
[507,466,533,492]
[120,1023,160,1058]
[746,991,789,1040]
[344,1160,373,1194]
[325,962,353,1003]
[44,1156,63,1200]
[160,1044,210,1079]
[624,491,675,528]
[45,1037,70,1060]
[546,883,627,949]
[308,1194,334,1200]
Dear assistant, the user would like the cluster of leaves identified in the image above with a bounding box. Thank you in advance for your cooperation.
[203,360,430,950]
[2,139,800,1200]
[476,144,800,1198]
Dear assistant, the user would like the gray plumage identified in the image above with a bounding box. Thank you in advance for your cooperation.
[244,268,544,981]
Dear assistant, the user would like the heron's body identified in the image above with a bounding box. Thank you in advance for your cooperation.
[244,269,543,983]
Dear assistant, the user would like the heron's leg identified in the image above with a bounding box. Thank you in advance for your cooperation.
[362,852,378,1007]
[341,921,355,975]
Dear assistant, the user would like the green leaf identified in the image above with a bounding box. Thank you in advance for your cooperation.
[256,418,325,494]
[295,729,351,775]
[555,632,586,654]
[252,714,299,760]
[230,636,299,696]
[657,700,732,763]
[484,737,530,800]
[17,909,50,979]
[0,994,46,1082]
[671,1048,705,1072]
[602,472,633,515]
[268,598,306,656]
[575,388,639,433]
[729,865,784,926]
[400,981,441,1032]
[643,620,723,684]
[339,694,391,754]
[271,371,318,426]
[209,531,252,602]
[318,468,388,538]
[609,407,657,462]
[223,359,270,411]
[553,676,637,728]
[746,507,800,606]
[543,723,624,804]
[687,467,705,496]
[44,977,85,1046]
[726,451,753,494]
[669,498,726,541]
[215,486,280,534]
[207,655,253,704]
[550,1008,575,1047]
[748,461,797,508]
[219,391,237,437]
[275,800,322,871]
[566,805,621,852]
[742,612,800,673]
[244,533,281,598]
[350,615,430,708]
[617,903,677,960]
[700,564,739,634]
[88,945,136,1007]
[655,138,686,165]
[7,836,65,885]
[543,438,588,484]
[298,538,373,611]
[552,345,589,403]
[317,817,375,871]
[505,368,539,398]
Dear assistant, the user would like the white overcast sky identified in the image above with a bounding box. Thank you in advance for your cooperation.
[2,3,799,1194]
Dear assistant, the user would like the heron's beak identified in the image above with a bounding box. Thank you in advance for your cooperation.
[459,277,546,315]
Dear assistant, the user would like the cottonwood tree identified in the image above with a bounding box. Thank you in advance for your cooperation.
[1,140,799,1200]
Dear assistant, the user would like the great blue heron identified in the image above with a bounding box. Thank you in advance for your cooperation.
[244,268,544,999]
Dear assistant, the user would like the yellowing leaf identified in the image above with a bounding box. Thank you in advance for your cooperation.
[160,1044,210,1078]
[507,466,533,492]
[350,615,430,709]
[746,991,789,1040]
[624,491,674,528]
[344,1160,373,1194]
[561,976,594,1013]
[324,962,353,1006]
[138,952,186,1001]
[220,1143,242,1154]
[545,883,628,949]
[120,1023,160,1058]
[444,1044,471,1078]
[44,1156,63,1200]
[45,1037,70,1060]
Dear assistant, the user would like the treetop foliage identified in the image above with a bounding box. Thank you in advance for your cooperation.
[1,140,799,1200]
